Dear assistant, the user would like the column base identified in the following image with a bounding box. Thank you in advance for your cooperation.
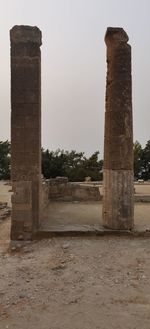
[102,169,134,230]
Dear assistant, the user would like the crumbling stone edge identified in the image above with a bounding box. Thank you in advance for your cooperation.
[33,229,150,239]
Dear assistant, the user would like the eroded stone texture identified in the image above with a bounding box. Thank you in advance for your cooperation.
[10,25,42,240]
[102,27,134,230]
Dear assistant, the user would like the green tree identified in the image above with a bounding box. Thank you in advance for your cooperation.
[64,150,85,181]
[141,140,150,180]
[83,151,103,181]
[0,140,11,180]
[42,149,85,180]
[133,141,142,179]
[42,149,103,182]
[42,149,67,178]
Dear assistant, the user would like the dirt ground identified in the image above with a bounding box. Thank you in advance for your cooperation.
[0,181,150,328]
[0,219,150,329]
[42,201,150,232]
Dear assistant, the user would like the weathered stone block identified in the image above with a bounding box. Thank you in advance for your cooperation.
[11,181,32,205]
[103,170,134,229]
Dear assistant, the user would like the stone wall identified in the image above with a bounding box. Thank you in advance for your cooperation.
[42,178,101,202]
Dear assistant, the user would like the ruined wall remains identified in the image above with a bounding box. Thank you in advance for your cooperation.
[103,27,134,229]
[10,25,42,240]
[42,178,101,202]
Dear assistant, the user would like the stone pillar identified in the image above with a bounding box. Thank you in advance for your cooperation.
[10,25,42,240]
[102,27,134,230]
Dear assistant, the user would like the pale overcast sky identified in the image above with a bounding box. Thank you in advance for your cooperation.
[0,0,150,156]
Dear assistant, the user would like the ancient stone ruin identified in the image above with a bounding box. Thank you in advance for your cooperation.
[102,27,134,229]
[42,177,101,207]
[10,26,42,240]
[10,25,134,240]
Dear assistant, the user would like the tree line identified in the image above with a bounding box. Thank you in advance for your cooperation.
[133,140,150,180]
[0,140,150,181]
[42,149,103,181]
[0,141,103,181]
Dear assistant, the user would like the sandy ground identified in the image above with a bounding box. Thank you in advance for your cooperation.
[134,183,150,195]
[0,181,150,328]
[0,220,150,329]
[0,181,12,206]
[42,201,150,232]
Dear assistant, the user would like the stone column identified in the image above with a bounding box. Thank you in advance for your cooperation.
[10,25,42,240]
[102,27,134,230]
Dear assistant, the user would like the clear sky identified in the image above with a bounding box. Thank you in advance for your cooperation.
[0,0,150,156]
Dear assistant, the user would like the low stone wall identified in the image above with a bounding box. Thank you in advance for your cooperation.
[42,177,101,202]
[42,178,150,205]
[134,195,150,202]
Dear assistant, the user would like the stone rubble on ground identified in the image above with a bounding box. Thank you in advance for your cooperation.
[0,202,11,222]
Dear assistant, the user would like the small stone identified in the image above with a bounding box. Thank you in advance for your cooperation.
[114,279,119,284]
[19,294,26,299]
[23,246,31,253]
[8,282,14,286]
[51,263,66,270]
[62,243,70,250]
[11,246,17,252]
[18,234,23,241]
[141,275,146,279]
